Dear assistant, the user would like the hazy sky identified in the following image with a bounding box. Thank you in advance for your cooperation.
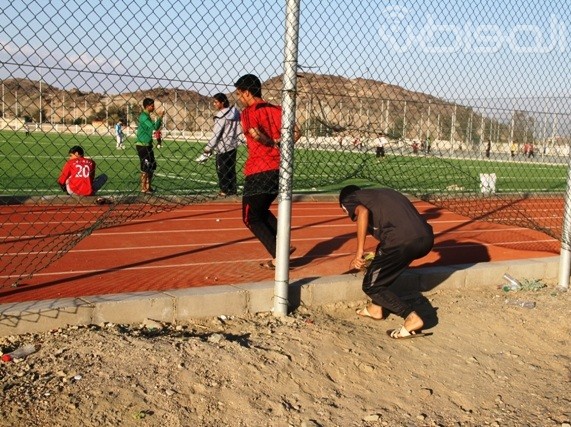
[0,0,569,112]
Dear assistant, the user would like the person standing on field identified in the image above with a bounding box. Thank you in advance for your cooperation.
[510,142,516,159]
[375,132,388,160]
[115,121,125,149]
[197,93,241,196]
[136,98,163,193]
[154,128,163,149]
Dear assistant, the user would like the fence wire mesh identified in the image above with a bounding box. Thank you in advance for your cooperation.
[1,0,570,287]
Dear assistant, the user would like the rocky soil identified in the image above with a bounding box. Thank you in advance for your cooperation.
[1,284,570,427]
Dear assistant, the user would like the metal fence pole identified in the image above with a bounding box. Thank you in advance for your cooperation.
[274,0,301,317]
[558,153,571,291]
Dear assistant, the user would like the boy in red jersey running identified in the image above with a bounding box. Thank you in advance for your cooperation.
[57,146,107,196]
[234,74,300,269]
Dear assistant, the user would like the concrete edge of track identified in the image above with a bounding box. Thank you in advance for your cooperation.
[0,256,560,337]
[0,192,341,206]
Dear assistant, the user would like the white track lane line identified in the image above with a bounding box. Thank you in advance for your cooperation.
[3,233,557,257]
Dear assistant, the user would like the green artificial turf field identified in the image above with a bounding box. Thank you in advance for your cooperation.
[0,129,566,197]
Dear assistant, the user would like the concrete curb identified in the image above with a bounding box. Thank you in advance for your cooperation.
[0,256,560,336]
[0,192,340,206]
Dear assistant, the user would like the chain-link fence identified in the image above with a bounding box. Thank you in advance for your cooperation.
[1,0,570,287]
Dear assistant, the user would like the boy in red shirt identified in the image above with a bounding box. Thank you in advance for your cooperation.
[57,146,107,196]
[154,129,163,148]
[234,74,300,269]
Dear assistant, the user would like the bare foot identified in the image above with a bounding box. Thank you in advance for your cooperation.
[403,311,424,333]
[356,303,384,320]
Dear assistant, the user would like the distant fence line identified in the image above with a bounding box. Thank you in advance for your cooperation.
[3,121,570,162]
[2,79,569,147]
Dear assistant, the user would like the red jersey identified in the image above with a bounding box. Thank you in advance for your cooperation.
[240,100,282,176]
[57,157,96,196]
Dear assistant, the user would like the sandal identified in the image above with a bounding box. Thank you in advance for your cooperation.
[386,326,429,340]
[356,306,383,321]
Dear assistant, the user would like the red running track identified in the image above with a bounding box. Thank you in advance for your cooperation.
[0,200,560,304]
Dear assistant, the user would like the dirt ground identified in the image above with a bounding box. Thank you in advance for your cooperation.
[0,283,570,427]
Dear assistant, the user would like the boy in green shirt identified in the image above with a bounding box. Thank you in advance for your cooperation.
[136,97,164,193]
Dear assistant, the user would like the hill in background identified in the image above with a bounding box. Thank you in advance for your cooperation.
[0,74,529,143]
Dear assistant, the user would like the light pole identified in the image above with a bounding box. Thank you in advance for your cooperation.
[173,90,177,130]
[39,80,43,125]
[38,59,43,125]
[184,102,188,134]
[402,101,407,140]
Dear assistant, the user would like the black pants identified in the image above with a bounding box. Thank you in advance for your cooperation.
[363,236,433,318]
[216,149,237,195]
[242,170,279,258]
[136,145,156,173]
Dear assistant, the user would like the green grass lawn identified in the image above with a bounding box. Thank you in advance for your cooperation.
[0,129,567,197]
